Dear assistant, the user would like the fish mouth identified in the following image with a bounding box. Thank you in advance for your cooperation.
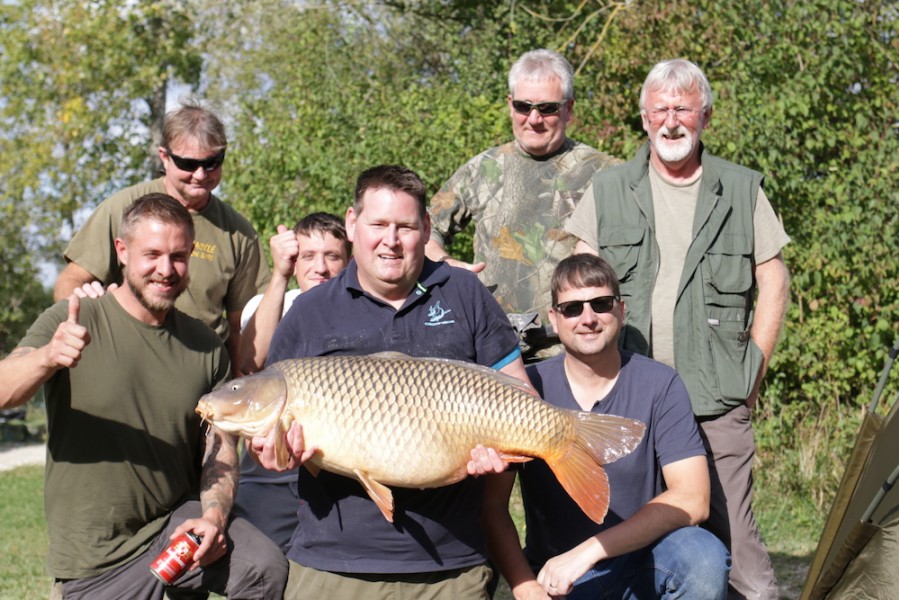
[195,400,215,425]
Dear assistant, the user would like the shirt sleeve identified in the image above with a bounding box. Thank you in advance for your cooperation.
[753,187,791,264]
[563,181,599,250]
[226,233,271,314]
[653,373,706,467]
[63,196,124,283]
[18,302,68,351]
[469,274,522,368]
[428,162,476,247]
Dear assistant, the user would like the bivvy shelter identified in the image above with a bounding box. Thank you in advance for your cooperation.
[801,337,899,600]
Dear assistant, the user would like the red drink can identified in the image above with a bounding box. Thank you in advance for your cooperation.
[149,531,202,584]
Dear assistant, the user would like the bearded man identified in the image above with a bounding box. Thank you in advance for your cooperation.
[566,59,791,600]
[1,194,286,599]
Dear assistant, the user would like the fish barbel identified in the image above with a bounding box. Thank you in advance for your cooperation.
[196,352,644,523]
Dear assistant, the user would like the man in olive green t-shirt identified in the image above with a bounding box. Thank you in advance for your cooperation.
[1,194,286,599]
[54,100,270,376]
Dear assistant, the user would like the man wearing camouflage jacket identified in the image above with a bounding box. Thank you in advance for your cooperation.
[425,48,619,361]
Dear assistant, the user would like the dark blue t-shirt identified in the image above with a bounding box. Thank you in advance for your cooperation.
[521,352,705,568]
[268,258,521,573]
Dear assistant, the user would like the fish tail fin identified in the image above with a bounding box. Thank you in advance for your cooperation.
[544,443,611,524]
[544,413,646,524]
[573,412,646,465]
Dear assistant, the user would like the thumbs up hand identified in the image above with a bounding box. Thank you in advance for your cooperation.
[270,224,300,280]
[47,295,91,369]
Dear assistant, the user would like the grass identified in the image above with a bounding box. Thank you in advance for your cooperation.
[1,460,817,600]
[0,465,51,600]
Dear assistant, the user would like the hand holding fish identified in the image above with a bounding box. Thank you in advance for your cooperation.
[47,295,90,370]
[248,422,319,472]
[467,444,508,476]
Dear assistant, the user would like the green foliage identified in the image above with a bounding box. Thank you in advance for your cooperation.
[0,0,202,332]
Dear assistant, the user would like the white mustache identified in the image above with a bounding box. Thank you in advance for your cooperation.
[659,125,687,138]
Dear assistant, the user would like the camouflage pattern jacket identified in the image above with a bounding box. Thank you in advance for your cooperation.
[429,138,619,335]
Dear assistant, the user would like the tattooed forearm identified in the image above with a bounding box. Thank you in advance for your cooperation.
[200,425,239,526]
[0,346,47,409]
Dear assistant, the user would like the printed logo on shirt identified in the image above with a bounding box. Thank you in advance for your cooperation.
[192,242,217,262]
[425,301,455,327]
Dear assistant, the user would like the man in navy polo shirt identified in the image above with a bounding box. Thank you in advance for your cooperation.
[483,254,730,599]
[247,165,530,600]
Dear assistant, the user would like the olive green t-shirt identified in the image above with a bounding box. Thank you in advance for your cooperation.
[63,178,271,341]
[19,294,229,579]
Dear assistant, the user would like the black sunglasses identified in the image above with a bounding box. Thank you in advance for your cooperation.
[165,148,226,173]
[511,99,567,116]
[555,295,619,319]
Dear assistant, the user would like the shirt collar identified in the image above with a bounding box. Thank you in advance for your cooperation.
[342,258,451,307]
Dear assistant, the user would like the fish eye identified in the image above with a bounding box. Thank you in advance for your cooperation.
[230,383,241,391]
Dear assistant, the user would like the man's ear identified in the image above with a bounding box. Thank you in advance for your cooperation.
[345,207,357,243]
[114,237,128,266]
[547,307,560,335]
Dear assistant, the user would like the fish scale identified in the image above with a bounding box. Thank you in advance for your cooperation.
[197,351,645,523]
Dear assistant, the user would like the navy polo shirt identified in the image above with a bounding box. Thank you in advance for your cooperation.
[268,258,521,574]
[521,352,705,569]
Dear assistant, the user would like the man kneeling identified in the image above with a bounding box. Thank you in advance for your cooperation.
[483,253,730,599]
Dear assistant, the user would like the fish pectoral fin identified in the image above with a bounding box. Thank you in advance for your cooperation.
[497,452,533,464]
[272,423,293,471]
[354,469,395,523]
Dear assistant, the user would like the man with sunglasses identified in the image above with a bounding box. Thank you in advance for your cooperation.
[54,99,270,376]
[426,49,619,362]
[567,59,790,600]
[483,253,730,600]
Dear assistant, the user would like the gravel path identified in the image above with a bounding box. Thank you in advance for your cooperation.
[0,442,46,473]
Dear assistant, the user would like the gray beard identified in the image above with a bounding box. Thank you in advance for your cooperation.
[653,126,700,163]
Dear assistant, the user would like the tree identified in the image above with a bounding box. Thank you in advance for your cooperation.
[0,0,201,339]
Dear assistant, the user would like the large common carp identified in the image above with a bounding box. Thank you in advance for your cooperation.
[196,352,645,524]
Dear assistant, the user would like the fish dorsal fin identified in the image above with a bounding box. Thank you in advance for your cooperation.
[366,352,535,395]
[368,351,412,360]
[354,469,395,523]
